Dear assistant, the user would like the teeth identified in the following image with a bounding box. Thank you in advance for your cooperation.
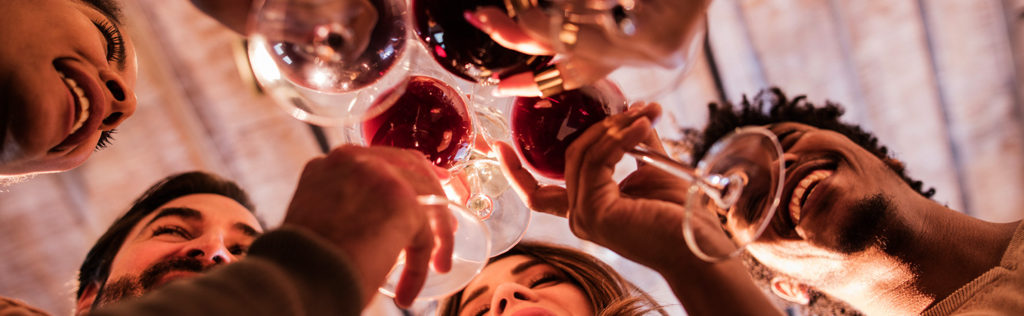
[58,71,90,134]
[788,169,833,225]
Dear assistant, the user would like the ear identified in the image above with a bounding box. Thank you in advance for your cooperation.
[75,282,100,316]
[769,276,810,305]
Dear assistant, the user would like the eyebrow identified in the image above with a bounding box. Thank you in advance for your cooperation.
[144,207,262,237]
[460,259,545,307]
[145,207,202,228]
[80,0,123,24]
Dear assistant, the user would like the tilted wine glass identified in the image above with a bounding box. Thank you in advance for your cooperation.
[247,0,413,126]
[509,80,784,261]
[351,44,531,257]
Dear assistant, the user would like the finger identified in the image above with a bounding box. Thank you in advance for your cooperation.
[428,203,454,273]
[576,117,655,198]
[558,58,618,92]
[496,142,568,217]
[495,60,618,97]
[563,103,661,208]
[394,224,435,308]
[465,8,555,56]
[628,102,666,168]
[495,72,543,97]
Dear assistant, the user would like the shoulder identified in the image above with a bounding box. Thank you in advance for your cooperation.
[0,297,50,316]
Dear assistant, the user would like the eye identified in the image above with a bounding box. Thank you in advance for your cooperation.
[152,226,191,239]
[95,129,116,151]
[92,19,125,64]
[468,305,489,316]
[528,274,563,288]
[775,128,803,152]
[228,244,249,256]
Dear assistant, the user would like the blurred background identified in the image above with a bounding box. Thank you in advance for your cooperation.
[1,0,1022,314]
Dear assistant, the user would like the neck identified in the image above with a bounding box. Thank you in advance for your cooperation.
[832,196,1017,315]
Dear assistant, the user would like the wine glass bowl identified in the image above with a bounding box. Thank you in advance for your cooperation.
[682,127,785,261]
[361,75,475,169]
[411,0,553,83]
[379,195,491,301]
[510,80,627,182]
[247,0,413,126]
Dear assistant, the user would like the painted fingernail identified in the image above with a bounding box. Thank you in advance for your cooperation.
[464,10,482,28]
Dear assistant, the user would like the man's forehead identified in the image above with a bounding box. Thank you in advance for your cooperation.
[134,194,261,230]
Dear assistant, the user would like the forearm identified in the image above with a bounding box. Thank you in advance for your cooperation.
[90,228,363,316]
[658,258,783,316]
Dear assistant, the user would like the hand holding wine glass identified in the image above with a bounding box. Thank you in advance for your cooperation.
[464,0,710,97]
[282,145,455,308]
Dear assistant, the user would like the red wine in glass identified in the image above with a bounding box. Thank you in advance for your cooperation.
[363,76,474,169]
[266,0,406,92]
[412,0,553,83]
[511,82,626,180]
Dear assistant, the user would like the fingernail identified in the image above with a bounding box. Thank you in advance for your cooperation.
[464,10,482,28]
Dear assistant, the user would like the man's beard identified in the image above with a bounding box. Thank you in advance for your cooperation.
[93,257,205,307]
[834,194,892,254]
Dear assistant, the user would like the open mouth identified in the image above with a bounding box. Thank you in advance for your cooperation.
[781,158,837,229]
[50,59,105,152]
[58,71,90,135]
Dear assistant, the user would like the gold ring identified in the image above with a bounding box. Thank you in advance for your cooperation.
[533,64,564,97]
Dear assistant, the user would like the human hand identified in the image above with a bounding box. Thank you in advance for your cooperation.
[281,145,453,308]
[464,0,711,97]
[190,0,255,34]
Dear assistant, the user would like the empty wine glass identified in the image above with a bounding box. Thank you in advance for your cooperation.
[508,80,784,261]
[445,156,532,256]
[247,0,413,126]
[378,195,491,300]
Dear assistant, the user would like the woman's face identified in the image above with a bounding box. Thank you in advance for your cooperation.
[458,255,595,316]
[0,0,138,175]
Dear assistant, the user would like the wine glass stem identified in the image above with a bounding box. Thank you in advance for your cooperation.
[626,144,730,207]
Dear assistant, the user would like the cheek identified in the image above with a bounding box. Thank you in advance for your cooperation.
[545,285,594,315]
[106,243,179,279]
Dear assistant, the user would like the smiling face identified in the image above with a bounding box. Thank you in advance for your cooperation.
[84,193,262,310]
[744,122,918,285]
[458,255,594,316]
[0,0,138,176]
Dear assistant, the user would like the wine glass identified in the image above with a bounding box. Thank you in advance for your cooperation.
[247,0,413,126]
[410,0,554,84]
[247,0,496,301]
[379,195,491,300]
[445,155,532,256]
[350,44,531,257]
[508,81,784,262]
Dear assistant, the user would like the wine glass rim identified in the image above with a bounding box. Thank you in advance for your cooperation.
[685,125,784,262]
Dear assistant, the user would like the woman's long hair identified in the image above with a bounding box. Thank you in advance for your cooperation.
[438,241,666,315]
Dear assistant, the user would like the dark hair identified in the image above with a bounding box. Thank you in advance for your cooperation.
[75,171,257,298]
[693,88,935,198]
[438,241,666,316]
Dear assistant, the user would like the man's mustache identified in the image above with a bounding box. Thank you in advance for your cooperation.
[138,256,206,290]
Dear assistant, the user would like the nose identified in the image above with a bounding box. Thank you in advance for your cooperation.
[182,235,237,266]
[783,153,799,170]
[97,70,137,130]
[489,282,537,315]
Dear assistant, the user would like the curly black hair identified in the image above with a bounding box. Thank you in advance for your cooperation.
[691,88,936,199]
